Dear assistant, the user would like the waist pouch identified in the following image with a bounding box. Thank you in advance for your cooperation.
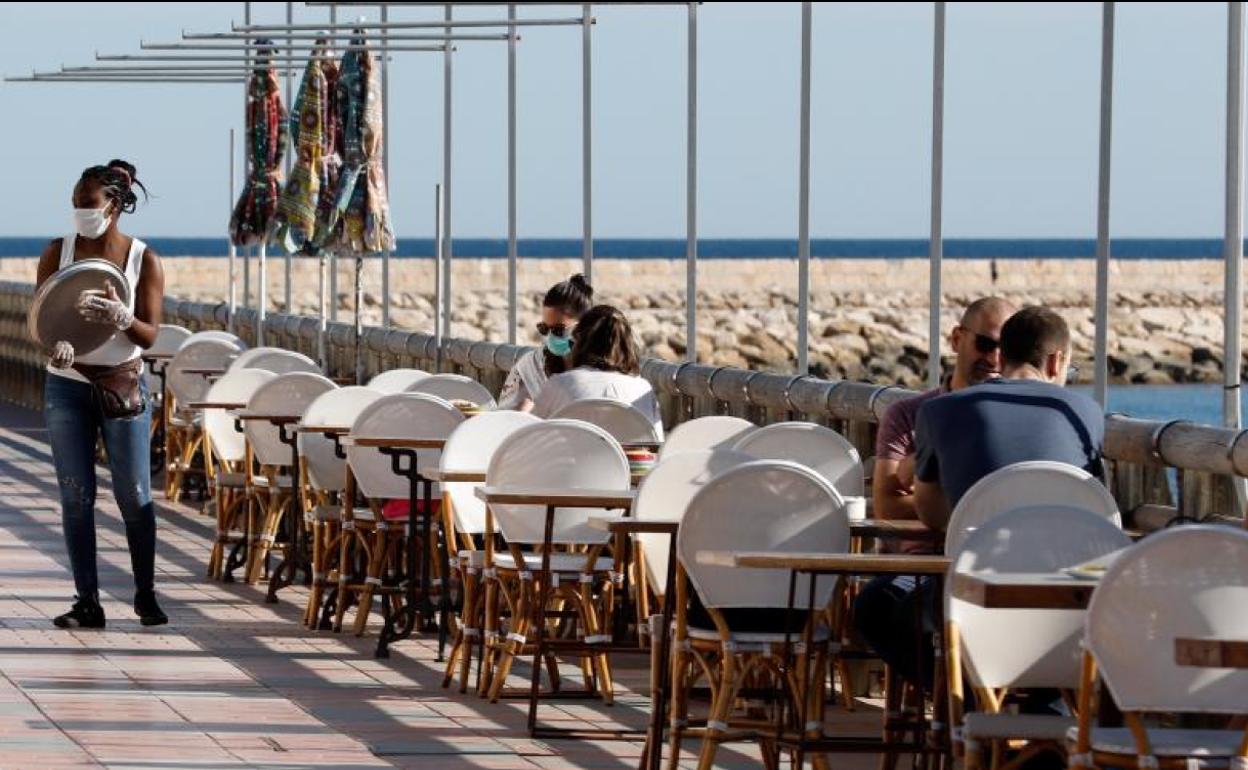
[73,358,144,419]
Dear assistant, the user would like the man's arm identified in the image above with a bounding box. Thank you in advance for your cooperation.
[872,457,918,521]
[912,403,951,532]
[914,479,952,532]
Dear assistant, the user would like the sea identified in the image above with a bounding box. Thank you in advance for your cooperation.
[3,236,1240,427]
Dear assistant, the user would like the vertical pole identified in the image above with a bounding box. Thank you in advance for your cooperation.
[686,2,698,363]
[228,128,237,335]
[243,2,252,320]
[582,3,593,283]
[796,2,812,375]
[354,254,364,384]
[434,183,445,369]
[319,251,328,370]
[329,3,339,326]
[381,3,392,328]
[1224,1,1247,515]
[1094,2,1115,407]
[284,0,294,317]
[507,3,519,344]
[927,1,946,388]
[258,241,268,347]
[442,9,453,344]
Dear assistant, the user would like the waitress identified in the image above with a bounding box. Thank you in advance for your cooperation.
[35,160,167,629]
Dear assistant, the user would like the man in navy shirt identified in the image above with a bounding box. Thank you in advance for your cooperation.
[855,305,1104,690]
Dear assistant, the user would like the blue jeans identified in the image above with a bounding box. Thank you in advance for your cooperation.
[44,372,156,600]
[852,574,938,692]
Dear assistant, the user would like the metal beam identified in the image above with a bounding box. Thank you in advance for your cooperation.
[927,1,945,388]
[1093,2,1115,407]
[233,17,590,31]
[796,1,811,375]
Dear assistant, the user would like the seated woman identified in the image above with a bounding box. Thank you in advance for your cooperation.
[497,274,593,411]
[533,304,663,439]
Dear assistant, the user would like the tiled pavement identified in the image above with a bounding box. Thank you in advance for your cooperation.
[0,404,887,770]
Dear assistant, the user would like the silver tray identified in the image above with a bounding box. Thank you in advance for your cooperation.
[28,259,132,355]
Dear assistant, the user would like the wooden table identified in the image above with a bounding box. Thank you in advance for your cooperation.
[694,549,953,767]
[1175,638,1248,668]
[183,367,228,377]
[342,436,447,450]
[850,518,942,543]
[186,401,248,411]
[474,486,635,740]
[422,469,486,484]
[948,572,1100,610]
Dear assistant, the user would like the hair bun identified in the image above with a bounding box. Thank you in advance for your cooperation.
[569,273,593,297]
[106,159,136,187]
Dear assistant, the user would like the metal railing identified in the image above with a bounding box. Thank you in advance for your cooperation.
[2,280,1239,526]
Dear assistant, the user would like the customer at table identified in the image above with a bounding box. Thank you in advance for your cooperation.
[872,296,1015,553]
[498,274,594,411]
[855,305,1102,691]
[532,304,664,439]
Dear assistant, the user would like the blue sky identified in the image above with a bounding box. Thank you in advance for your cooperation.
[0,2,1235,238]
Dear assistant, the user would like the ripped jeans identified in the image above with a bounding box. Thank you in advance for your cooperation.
[45,372,156,600]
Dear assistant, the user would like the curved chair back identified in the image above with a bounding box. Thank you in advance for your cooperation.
[732,421,865,498]
[485,420,629,545]
[241,349,320,375]
[298,387,384,492]
[179,330,244,350]
[202,368,276,464]
[946,461,1120,556]
[658,415,755,460]
[228,346,284,370]
[406,374,497,409]
[634,449,756,598]
[168,338,244,410]
[367,368,431,394]
[440,411,543,537]
[678,460,850,611]
[243,373,337,467]
[143,324,192,392]
[948,505,1132,690]
[551,398,662,444]
[1086,526,1248,714]
[347,393,465,501]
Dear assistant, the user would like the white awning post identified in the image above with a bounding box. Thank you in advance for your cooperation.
[796,2,812,375]
[434,183,444,369]
[927,1,946,388]
[507,2,518,344]
[328,3,339,328]
[1093,2,1115,408]
[381,3,392,328]
[686,1,697,364]
[284,1,294,317]
[582,2,593,283]
[442,5,453,346]
[1224,1,1247,515]
[228,127,237,334]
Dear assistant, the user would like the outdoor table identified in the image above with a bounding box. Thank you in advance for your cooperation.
[422,469,486,484]
[232,411,307,603]
[342,435,451,660]
[949,572,1100,610]
[474,486,636,740]
[1175,638,1248,668]
[694,550,953,769]
[186,401,248,411]
[851,518,943,544]
[183,367,228,377]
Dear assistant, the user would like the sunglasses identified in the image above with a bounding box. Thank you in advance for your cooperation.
[535,322,569,337]
[960,327,1000,354]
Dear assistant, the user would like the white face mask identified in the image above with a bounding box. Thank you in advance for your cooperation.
[72,206,112,239]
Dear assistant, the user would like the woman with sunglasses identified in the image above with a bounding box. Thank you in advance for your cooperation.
[498,274,594,411]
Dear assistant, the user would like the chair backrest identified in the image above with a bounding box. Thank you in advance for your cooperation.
[244,373,337,467]
[298,387,384,492]
[440,411,543,536]
[347,393,465,500]
[179,330,244,351]
[948,505,1132,690]
[1086,525,1248,714]
[658,415,756,460]
[485,419,629,545]
[241,349,321,375]
[406,373,497,409]
[732,421,865,498]
[228,346,286,370]
[633,449,756,598]
[367,368,431,393]
[168,338,244,409]
[946,461,1120,556]
[202,368,276,464]
[550,398,662,444]
[678,460,850,611]
[143,324,193,393]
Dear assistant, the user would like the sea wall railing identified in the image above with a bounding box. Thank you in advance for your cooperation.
[0,280,1238,527]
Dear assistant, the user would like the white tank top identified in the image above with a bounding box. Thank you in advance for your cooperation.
[46,234,145,383]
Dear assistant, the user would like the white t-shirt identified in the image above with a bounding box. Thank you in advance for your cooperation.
[532,366,664,439]
[498,348,547,410]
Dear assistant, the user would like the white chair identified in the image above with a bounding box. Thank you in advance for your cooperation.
[242,372,337,583]
[946,506,1132,770]
[671,460,851,769]
[367,368,431,393]
[479,419,629,703]
[298,386,385,628]
[946,461,1120,557]
[339,393,466,635]
[1070,526,1248,770]
[436,410,543,692]
[202,368,276,581]
[241,348,321,375]
[658,415,755,460]
[143,323,192,394]
[551,397,662,445]
[732,421,865,498]
[406,373,497,409]
[228,346,288,370]
[165,337,245,502]
[179,330,244,350]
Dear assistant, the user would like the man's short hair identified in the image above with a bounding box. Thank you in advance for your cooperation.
[960,296,1014,328]
[1000,306,1071,369]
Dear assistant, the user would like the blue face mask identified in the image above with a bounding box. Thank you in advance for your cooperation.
[545,332,572,357]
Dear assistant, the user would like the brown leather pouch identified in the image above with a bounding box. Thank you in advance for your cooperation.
[73,358,145,419]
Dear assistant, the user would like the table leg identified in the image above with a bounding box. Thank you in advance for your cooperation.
[435,476,452,662]
[642,533,679,770]
[527,505,557,736]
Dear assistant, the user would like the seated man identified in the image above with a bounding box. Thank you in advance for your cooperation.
[855,305,1103,691]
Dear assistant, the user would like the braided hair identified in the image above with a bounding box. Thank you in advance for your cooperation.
[77,159,148,215]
